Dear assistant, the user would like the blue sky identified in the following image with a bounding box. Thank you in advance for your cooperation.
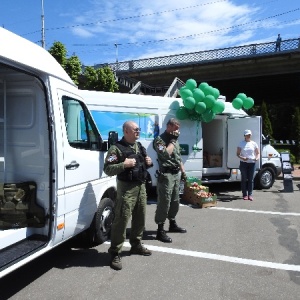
[1,0,299,66]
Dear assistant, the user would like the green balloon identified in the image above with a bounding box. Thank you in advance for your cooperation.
[203,95,216,109]
[202,109,215,123]
[185,79,197,91]
[232,97,243,109]
[198,82,209,91]
[212,88,220,99]
[203,85,214,96]
[243,97,254,109]
[176,106,189,120]
[189,111,201,121]
[183,96,196,110]
[195,102,206,114]
[237,93,247,101]
[193,88,205,103]
[212,100,225,114]
[179,86,193,100]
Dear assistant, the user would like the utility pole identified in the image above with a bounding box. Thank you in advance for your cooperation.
[41,0,45,48]
[114,43,121,63]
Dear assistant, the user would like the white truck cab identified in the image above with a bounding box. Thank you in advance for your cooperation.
[259,135,282,188]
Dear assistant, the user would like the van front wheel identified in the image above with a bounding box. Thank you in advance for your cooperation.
[256,167,275,189]
[94,197,115,245]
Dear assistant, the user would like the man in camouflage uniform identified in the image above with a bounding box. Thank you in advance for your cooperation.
[104,121,153,270]
[153,118,187,243]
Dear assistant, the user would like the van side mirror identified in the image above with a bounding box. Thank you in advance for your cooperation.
[262,135,270,145]
[108,131,118,148]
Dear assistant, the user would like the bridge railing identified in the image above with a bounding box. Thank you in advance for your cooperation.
[95,38,300,73]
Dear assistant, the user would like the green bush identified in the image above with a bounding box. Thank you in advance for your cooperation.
[276,148,296,164]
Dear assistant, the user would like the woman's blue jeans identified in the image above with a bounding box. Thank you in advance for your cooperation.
[239,161,256,196]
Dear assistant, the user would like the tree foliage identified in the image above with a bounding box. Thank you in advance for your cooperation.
[260,101,273,138]
[65,55,82,86]
[292,107,300,162]
[48,41,67,68]
[48,41,118,92]
[83,66,118,92]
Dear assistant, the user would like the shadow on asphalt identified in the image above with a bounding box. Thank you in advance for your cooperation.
[198,182,242,202]
[0,243,111,299]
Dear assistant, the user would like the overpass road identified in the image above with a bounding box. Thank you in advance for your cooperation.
[104,39,300,104]
[120,51,300,104]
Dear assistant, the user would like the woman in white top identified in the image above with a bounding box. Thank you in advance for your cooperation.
[236,129,260,201]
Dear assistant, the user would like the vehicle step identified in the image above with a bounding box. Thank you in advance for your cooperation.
[202,175,231,181]
[0,234,48,270]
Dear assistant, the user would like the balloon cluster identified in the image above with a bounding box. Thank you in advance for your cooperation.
[176,79,225,123]
[232,93,254,110]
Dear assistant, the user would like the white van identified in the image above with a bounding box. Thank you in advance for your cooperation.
[81,90,281,191]
[0,28,116,278]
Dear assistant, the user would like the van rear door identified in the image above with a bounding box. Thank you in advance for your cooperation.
[227,116,262,169]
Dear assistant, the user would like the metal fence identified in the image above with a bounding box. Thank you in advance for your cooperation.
[96,38,300,73]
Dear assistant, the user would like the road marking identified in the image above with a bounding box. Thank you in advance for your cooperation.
[210,206,300,216]
[145,202,300,271]
[149,201,300,216]
[108,242,300,272]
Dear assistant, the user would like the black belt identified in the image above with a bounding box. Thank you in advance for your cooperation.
[160,167,180,174]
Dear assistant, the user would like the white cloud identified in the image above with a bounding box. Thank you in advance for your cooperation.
[71,27,95,38]
[65,0,300,64]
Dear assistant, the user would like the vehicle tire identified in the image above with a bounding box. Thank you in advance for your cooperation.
[93,197,115,245]
[73,225,95,248]
[255,167,275,189]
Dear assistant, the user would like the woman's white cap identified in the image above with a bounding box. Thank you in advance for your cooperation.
[244,129,252,136]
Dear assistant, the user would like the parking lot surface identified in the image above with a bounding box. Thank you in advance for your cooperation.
[1,179,300,300]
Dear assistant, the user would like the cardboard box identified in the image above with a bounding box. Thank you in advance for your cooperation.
[182,185,217,208]
[181,188,201,205]
[208,154,222,167]
[195,194,217,208]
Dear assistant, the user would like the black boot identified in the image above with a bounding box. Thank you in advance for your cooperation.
[156,223,172,243]
[169,220,187,233]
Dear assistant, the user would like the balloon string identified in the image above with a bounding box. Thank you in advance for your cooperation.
[193,120,201,151]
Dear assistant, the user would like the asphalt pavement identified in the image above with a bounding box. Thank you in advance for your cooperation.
[1,178,300,300]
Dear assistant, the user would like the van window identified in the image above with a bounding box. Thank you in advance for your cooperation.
[89,111,158,140]
[62,97,100,150]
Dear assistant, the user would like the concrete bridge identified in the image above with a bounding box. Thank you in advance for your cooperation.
[96,38,300,104]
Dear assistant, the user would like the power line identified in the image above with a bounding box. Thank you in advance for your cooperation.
[125,8,300,46]
[71,9,300,49]
[24,0,227,35]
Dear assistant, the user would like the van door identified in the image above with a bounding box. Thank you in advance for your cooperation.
[58,91,103,240]
[179,118,203,178]
[227,116,262,169]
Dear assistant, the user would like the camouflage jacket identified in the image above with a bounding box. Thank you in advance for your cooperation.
[153,131,182,169]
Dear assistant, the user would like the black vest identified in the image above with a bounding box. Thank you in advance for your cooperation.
[116,140,148,182]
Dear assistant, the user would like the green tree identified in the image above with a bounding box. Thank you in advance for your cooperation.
[65,55,82,86]
[260,101,273,138]
[292,107,300,163]
[48,41,67,68]
[48,41,118,91]
[83,66,118,92]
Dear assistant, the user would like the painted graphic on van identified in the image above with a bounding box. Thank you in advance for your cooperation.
[89,111,159,140]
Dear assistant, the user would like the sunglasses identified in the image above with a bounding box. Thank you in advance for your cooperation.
[133,127,141,132]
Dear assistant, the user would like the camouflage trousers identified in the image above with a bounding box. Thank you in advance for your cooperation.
[155,172,180,224]
[108,180,147,254]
